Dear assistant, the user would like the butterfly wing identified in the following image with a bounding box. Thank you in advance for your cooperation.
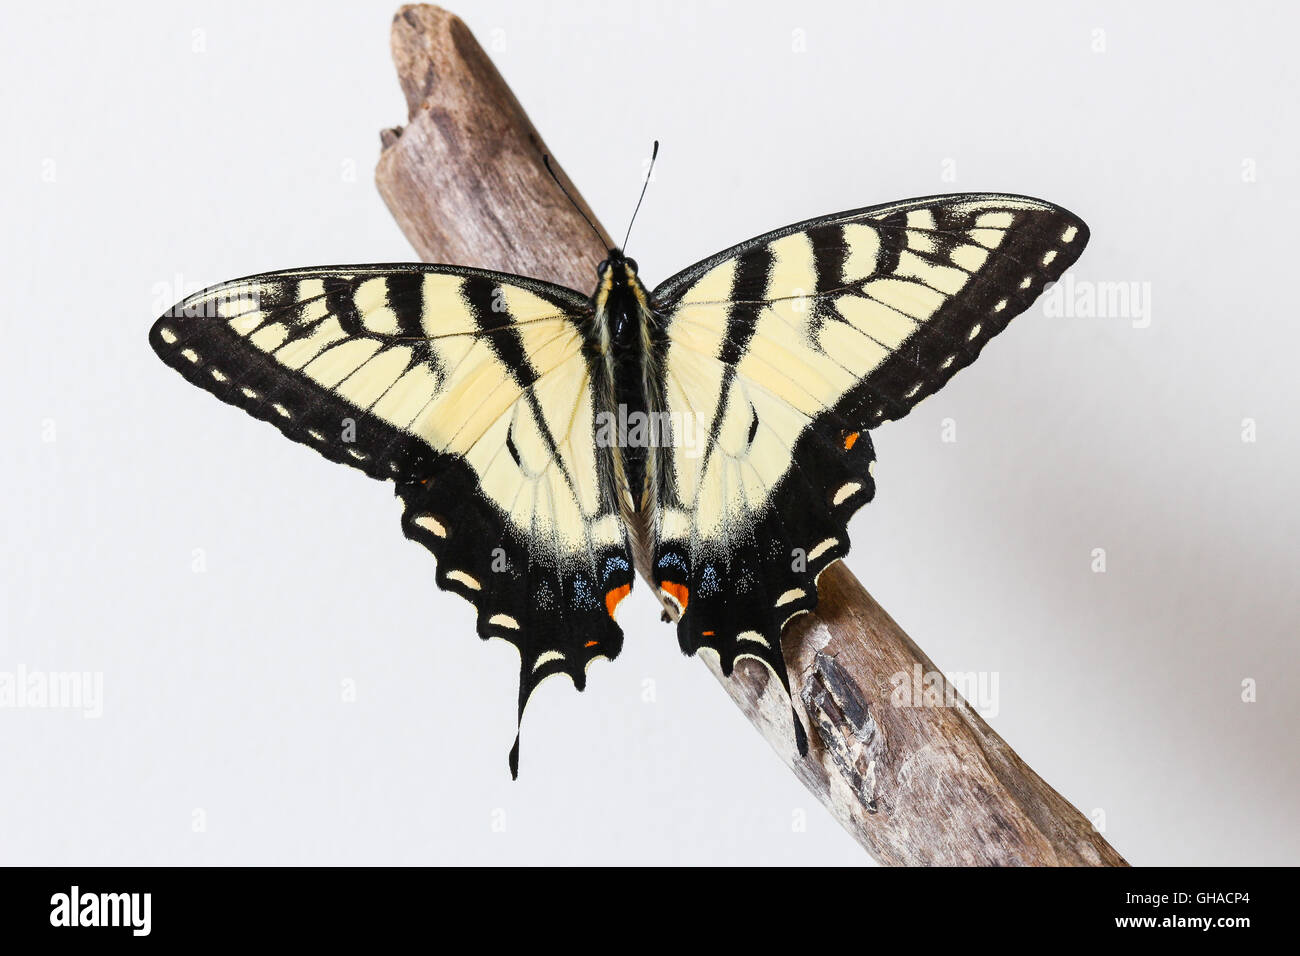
[648,194,1089,737]
[150,264,633,775]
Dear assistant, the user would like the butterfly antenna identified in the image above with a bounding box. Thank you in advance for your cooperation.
[542,153,607,251]
[622,140,659,253]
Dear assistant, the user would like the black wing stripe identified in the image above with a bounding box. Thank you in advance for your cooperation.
[872,210,908,276]
[386,271,427,338]
[463,275,539,390]
[717,246,774,366]
[807,222,847,295]
[324,276,365,337]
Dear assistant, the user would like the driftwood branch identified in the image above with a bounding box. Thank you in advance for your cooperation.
[375,4,1128,866]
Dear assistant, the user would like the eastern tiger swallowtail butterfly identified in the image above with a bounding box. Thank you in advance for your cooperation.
[150,160,1088,776]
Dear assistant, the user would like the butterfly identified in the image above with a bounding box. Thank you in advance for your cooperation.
[150,167,1088,776]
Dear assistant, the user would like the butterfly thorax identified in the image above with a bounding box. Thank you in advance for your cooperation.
[591,250,651,352]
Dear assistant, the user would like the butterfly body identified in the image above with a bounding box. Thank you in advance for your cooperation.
[586,250,661,528]
[150,192,1089,775]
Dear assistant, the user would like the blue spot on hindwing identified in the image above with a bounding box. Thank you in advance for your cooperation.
[602,555,630,582]
[657,551,687,572]
[572,574,597,611]
[699,564,720,597]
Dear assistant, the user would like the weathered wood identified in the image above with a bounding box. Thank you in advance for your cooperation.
[376,6,611,287]
[375,4,1128,866]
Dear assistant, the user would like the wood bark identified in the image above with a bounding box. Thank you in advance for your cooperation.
[375,4,1128,866]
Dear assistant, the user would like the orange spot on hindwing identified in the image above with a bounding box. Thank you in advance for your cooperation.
[604,583,631,619]
[843,431,860,450]
[584,640,599,648]
[660,581,690,610]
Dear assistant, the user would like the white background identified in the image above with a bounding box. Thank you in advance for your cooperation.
[2,0,1296,865]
